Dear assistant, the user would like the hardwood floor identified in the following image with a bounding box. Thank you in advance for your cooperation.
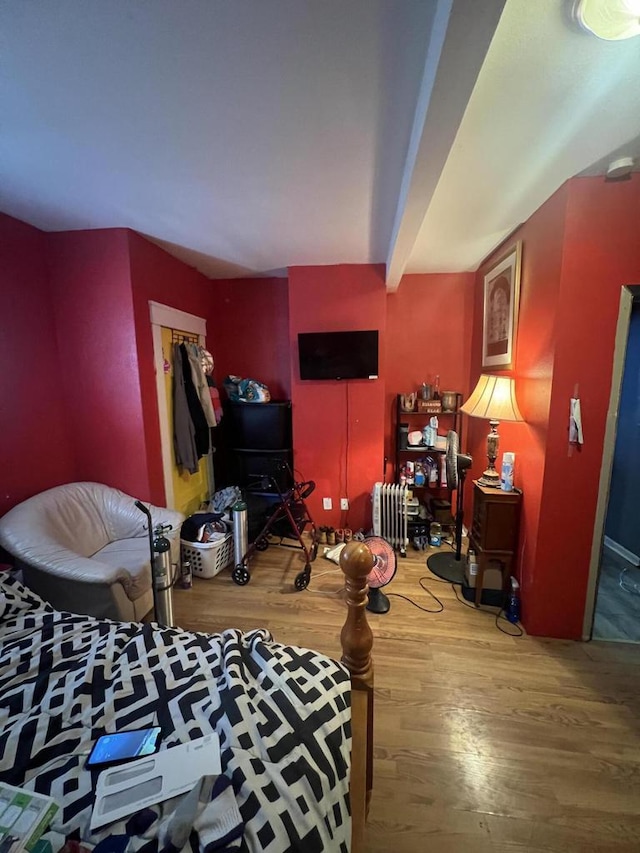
[593,548,640,643]
[172,542,640,853]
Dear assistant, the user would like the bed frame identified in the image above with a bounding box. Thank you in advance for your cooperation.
[339,541,375,853]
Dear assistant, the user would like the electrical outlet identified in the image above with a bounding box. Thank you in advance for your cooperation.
[323,497,332,511]
[340,498,349,510]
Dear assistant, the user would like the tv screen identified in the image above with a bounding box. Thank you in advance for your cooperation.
[298,330,379,380]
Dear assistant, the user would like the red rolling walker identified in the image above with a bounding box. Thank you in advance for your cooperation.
[232,467,318,590]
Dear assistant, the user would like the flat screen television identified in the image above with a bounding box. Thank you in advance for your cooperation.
[298,330,379,380]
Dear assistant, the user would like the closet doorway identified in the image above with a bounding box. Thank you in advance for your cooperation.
[584,285,640,642]
[150,302,213,516]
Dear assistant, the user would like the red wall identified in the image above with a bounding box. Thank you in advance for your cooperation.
[0,215,76,514]
[207,277,291,400]
[288,265,387,531]
[128,232,219,505]
[530,175,640,638]
[46,230,151,497]
[466,185,568,629]
[385,272,475,473]
[466,175,640,639]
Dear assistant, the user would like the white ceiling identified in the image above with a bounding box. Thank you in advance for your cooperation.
[1,0,640,286]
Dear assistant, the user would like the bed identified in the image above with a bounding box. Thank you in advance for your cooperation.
[0,542,374,852]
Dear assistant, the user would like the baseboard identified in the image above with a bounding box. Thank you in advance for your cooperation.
[603,536,640,567]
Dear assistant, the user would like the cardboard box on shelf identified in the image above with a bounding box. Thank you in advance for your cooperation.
[428,498,453,526]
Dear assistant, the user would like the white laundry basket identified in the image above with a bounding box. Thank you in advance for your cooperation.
[180,534,234,579]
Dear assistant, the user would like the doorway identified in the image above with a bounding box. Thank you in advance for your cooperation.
[150,301,213,515]
[585,286,640,642]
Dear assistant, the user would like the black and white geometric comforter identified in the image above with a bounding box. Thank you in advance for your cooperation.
[0,576,351,852]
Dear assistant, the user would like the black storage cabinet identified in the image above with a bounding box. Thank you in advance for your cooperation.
[216,400,293,493]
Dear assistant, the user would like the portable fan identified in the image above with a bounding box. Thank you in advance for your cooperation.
[364,536,397,614]
[426,431,472,584]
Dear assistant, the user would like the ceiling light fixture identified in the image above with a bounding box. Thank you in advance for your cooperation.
[572,0,640,40]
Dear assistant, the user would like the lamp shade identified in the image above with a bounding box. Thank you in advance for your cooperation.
[460,375,523,422]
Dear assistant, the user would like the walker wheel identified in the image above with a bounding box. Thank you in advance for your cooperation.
[294,570,310,591]
[233,565,250,586]
[255,537,269,552]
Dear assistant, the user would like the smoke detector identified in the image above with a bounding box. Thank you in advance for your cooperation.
[573,0,640,40]
[606,157,635,181]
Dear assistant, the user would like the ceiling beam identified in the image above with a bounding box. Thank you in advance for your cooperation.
[385,0,507,291]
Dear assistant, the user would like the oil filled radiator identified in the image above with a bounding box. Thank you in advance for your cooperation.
[372,482,408,556]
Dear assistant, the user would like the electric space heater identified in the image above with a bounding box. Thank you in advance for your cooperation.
[372,482,409,556]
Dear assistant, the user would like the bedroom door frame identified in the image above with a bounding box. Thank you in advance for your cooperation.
[149,301,207,510]
[582,284,640,639]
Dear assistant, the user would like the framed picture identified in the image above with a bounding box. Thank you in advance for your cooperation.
[482,241,522,369]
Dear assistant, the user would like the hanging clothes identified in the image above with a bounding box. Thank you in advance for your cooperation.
[186,343,217,428]
[180,343,210,457]
[207,375,223,424]
[172,342,199,475]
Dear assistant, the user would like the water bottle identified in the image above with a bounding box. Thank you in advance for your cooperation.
[506,576,520,623]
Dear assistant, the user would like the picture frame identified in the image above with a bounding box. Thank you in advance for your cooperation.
[482,241,522,369]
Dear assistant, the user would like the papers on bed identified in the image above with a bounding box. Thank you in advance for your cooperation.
[91,733,221,830]
[0,782,58,853]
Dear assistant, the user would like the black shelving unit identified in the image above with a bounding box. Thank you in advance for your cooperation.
[393,394,462,529]
[222,400,293,492]
[217,400,294,541]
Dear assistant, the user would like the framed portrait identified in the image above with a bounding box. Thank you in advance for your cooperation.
[482,241,522,369]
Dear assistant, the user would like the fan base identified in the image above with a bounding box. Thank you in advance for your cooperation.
[426,551,465,585]
[367,587,391,614]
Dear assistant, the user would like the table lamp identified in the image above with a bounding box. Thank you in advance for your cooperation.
[460,375,523,487]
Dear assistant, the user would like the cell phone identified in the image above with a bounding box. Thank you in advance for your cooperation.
[86,727,162,769]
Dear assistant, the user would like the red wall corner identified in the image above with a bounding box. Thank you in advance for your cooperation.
[465,183,569,636]
[0,214,76,514]
[46,228,151,499]
[527,175,640,639]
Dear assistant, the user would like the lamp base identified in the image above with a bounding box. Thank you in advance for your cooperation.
[477,468,501,488]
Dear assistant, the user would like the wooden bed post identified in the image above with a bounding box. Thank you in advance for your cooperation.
[339,541,374,853]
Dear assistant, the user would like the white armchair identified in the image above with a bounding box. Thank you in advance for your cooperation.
[0,482,184,621]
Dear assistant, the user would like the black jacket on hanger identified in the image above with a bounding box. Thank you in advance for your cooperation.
[180,343,210,458]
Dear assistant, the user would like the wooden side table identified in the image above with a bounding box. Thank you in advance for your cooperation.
[469,481,522,606]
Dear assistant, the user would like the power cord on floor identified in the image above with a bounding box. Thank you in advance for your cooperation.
[386,577,444,613]
[450,582,523,637]
[304,567,345,596]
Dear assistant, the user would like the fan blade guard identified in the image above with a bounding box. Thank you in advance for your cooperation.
[445,430,460,490]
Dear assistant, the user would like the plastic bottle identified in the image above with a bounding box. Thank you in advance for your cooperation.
[467,549,477,578]
[429,522,442,547]
[506,576,521,623]
[180,559,192,589]
[406,460,415,486]
[501,452,515,492]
